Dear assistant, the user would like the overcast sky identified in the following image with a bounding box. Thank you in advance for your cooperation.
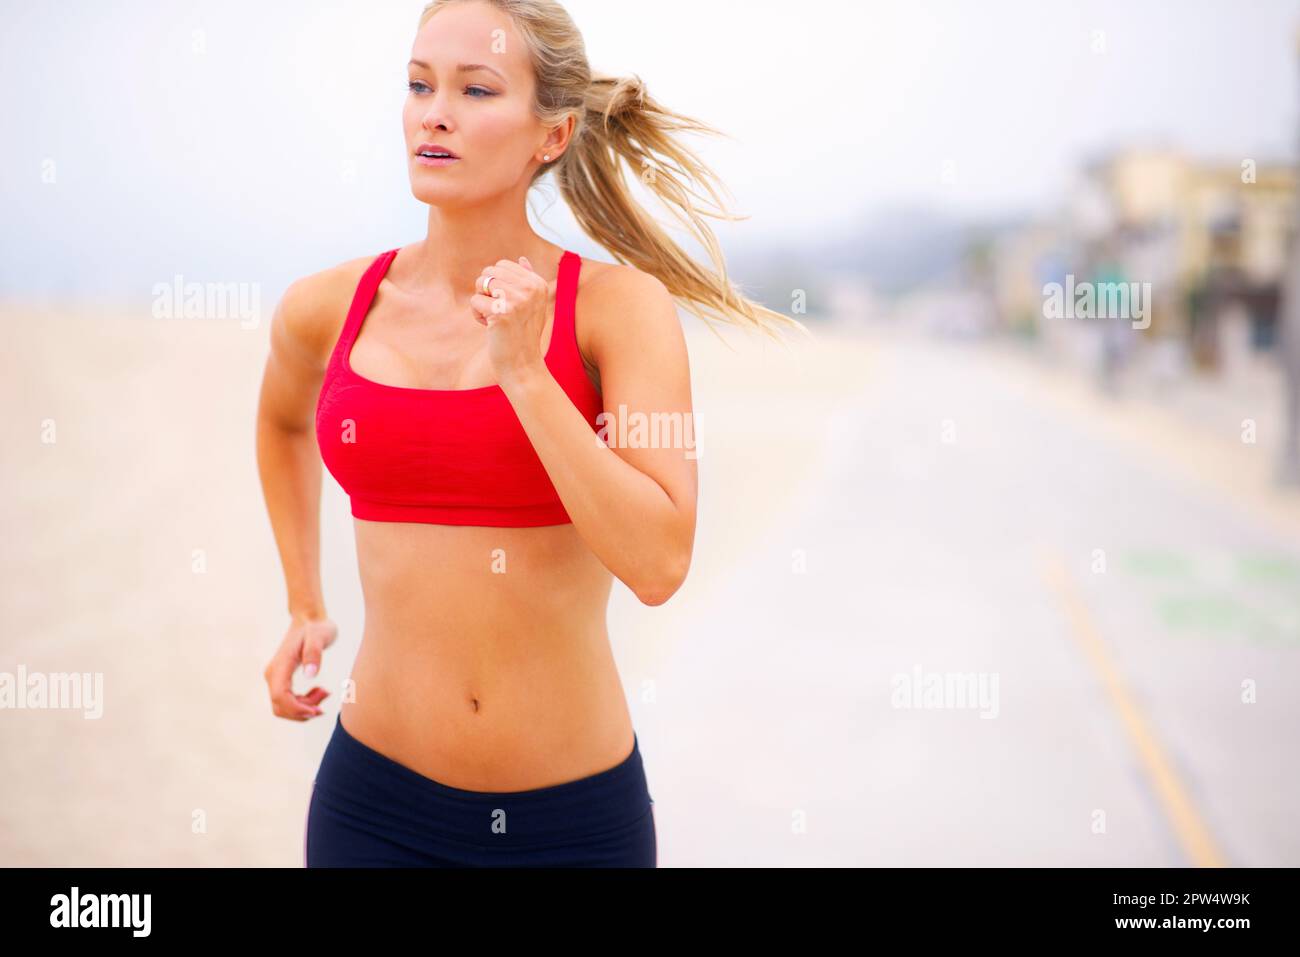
[2,0,1297,296]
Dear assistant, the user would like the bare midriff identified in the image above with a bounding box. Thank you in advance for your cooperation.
[339,517,633,793]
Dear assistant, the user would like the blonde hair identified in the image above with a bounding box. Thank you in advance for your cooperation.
[416,0,808,343]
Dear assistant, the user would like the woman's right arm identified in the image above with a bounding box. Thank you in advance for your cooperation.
[255,274,339,721]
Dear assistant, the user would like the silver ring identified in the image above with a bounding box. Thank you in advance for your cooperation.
[481,275,495,296]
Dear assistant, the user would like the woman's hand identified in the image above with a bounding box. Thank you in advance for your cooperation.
[470,256,552,389]
[264,613,338,721]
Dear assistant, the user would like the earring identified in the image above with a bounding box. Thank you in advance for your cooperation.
[543,154,551,161]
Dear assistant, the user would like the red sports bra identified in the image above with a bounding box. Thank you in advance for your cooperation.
[315,247,604,527]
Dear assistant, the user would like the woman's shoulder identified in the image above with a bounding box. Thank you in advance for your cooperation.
[577,257,667,297]
[573,257,675,362]
[577,259,674,328]
[275,251,388,371]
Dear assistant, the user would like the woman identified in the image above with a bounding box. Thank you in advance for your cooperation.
[255,0,800,868]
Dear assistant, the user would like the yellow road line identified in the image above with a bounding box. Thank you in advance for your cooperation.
[1041,549,1227,867]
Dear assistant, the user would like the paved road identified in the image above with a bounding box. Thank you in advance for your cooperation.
[639,328,1300,866]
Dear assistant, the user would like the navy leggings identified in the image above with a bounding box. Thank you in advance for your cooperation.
[305,714,656,867]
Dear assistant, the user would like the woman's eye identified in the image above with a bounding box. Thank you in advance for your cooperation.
[406,81,494,98]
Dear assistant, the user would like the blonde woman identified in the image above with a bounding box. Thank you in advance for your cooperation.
[255,0,800,867]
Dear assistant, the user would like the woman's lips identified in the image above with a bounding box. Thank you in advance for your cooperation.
[414,154,459,167]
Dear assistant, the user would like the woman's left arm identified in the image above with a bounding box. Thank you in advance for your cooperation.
[501,267,698,606]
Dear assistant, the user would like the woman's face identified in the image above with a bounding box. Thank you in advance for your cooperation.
[405,2,552,208]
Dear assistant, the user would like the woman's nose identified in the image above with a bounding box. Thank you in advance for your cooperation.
[421,91,455,132]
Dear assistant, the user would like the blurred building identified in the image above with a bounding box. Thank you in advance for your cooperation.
[1092,148,1294,371]
[987,220,1073,338]
[985,147,1296,376]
